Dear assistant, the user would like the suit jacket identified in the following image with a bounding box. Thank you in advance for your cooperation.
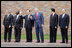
[22,15,34,28]
[59,14,69,29]
[50,13,58,28]
[33,12,44,28]
[3,14,13,27]
[13,15,23,28]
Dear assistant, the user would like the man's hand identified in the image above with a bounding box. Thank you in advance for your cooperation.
[66,26,68,28]
[9,25,11,28]
[29,16,33,19]
[55,26,57,29]
[41,24,44,27]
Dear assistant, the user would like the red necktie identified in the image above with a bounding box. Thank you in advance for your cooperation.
[36,13,38,19]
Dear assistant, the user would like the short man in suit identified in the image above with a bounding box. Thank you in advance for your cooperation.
[13,11,23,42]
[22,9,34,42]
[59,9,69,43]
[32,8,44,43]
[3,10,13,42]
[49,8,58,43]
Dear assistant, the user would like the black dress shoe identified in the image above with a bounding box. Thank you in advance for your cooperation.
[26,41,32,42]
[41,41,44,43]
[4,40,7,42]
[29,41,32,42]
[49,42,53,43]
[8,41,11,42]
[66,42,68,44]
[36,41,40,43]
[8,40,11,42]
[60,42,65,43]
[53,42,56,43]
[15,41,20,42]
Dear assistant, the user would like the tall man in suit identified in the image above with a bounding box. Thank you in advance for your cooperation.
[59,9,69,43]
[49,8,58,43]
[3,10,13,42]
[13,11,23,42]
[22,9,34,42]
[32,8,44,43]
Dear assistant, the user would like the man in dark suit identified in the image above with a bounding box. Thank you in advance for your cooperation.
[3,10,13,42]
[59,9,69,43]
[49,8,58,43]
[33,8,44,43]
[13,11,23,42]
[22,9,34,42]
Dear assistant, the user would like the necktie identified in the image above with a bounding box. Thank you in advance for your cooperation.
[51,13,53,18]
[36,13,38,19]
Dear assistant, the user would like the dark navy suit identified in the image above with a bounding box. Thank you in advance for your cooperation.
[13,15,23,42]
[3,14,13,42]
[23,15,34,42]
[50,13,58,43]
[33,12,44,42]
[59,14,69,43]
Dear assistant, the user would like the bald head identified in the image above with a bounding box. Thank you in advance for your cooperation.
[62,9,66,14]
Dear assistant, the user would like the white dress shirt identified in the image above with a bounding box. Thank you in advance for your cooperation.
[52,13,55,16]
[62,14,65,18]
[16,14,19,20]
[53,13,55,16]
[7,14,9,18]
[28,14,30,20]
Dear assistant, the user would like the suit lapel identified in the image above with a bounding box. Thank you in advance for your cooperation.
[35,13,36,19]
[6,15,8,19]
[61,14,63,19]
[38,12,39,19]
[62,14,66,19]
[64,14,66,18]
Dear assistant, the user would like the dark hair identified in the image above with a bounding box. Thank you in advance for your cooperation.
[27,9,30,12]
[16,11,20,15]
[51,8,55,12]
[30,15,33,16]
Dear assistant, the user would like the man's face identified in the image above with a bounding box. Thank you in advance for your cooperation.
[27,12,30,15]
[51,10,53,14]
[8,11,11,14]
[62,9,65,14]
[27,10,30,15]
[34,8,38,13]
[6,12,10,15]
[20,11,22,15]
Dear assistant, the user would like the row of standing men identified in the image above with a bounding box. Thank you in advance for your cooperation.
[3,8,69,43]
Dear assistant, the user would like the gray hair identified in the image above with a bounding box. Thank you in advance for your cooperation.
[62,9,66,11]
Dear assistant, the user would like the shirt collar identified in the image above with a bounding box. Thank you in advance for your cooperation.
[52,13,55,16]
[63,13,65,15]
